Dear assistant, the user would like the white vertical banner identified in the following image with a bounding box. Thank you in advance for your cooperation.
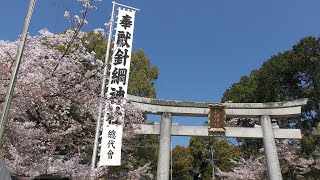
[98,7,136,167]
[107,8,135,99]
[99,124,123,166]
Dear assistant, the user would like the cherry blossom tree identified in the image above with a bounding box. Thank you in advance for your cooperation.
[0,0,153,179]
[216,156,267,179]
[216,140,314,179]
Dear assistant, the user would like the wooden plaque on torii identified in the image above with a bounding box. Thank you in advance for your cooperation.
[208,104,226,132]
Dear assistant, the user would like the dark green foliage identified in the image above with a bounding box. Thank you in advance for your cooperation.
[222,71,259,103]
[171,137,243,180]
[83,31,108,61]
[128,50,158,98]
[128,134,159,176]
[256,52,301,102]
[172,146,194,180]
[189,137,243,172]
[221,36,320,158]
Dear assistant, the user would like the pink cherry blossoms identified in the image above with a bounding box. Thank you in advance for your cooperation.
[0,29,152,179]
[0,21,150,180]
[0,0,155,178]
[216,140,314,179]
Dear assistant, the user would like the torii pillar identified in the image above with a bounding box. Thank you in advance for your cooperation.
[261,115,282,179]
[157,112,172,180]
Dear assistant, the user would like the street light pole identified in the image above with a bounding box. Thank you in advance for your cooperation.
[0,0,36,147]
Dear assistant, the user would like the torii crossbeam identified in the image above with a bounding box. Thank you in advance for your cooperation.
[127,94,307,180]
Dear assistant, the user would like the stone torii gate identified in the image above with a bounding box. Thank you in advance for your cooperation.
[127,94,308,180]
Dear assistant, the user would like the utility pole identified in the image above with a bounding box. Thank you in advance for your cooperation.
[202,145,215,180]
[211,145,215,180]
[171,141,173,180]
[0,0,36,147]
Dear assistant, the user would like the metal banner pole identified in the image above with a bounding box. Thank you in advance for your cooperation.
[0,0,36,147]
[113,2,140,11]
[91,1,116,171]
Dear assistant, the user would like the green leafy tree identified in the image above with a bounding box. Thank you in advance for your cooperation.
[290,37,320,156]
[188,137,243,179]
[128,50,158,98]
[83,31,108,61]
[221,36,320,178]
[172,146,194,180]
[222,70,259,103]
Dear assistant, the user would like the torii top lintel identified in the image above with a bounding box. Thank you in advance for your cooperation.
[127,94,308,119]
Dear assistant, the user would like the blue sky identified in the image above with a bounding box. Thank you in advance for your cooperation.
[2,0,320,147]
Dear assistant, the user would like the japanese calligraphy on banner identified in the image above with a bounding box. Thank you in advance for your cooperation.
[98,8,136,167]
[107,8,135,99]
[99,124,123,166]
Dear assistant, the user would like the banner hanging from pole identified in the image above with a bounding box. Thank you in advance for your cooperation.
[98,6,136,167]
